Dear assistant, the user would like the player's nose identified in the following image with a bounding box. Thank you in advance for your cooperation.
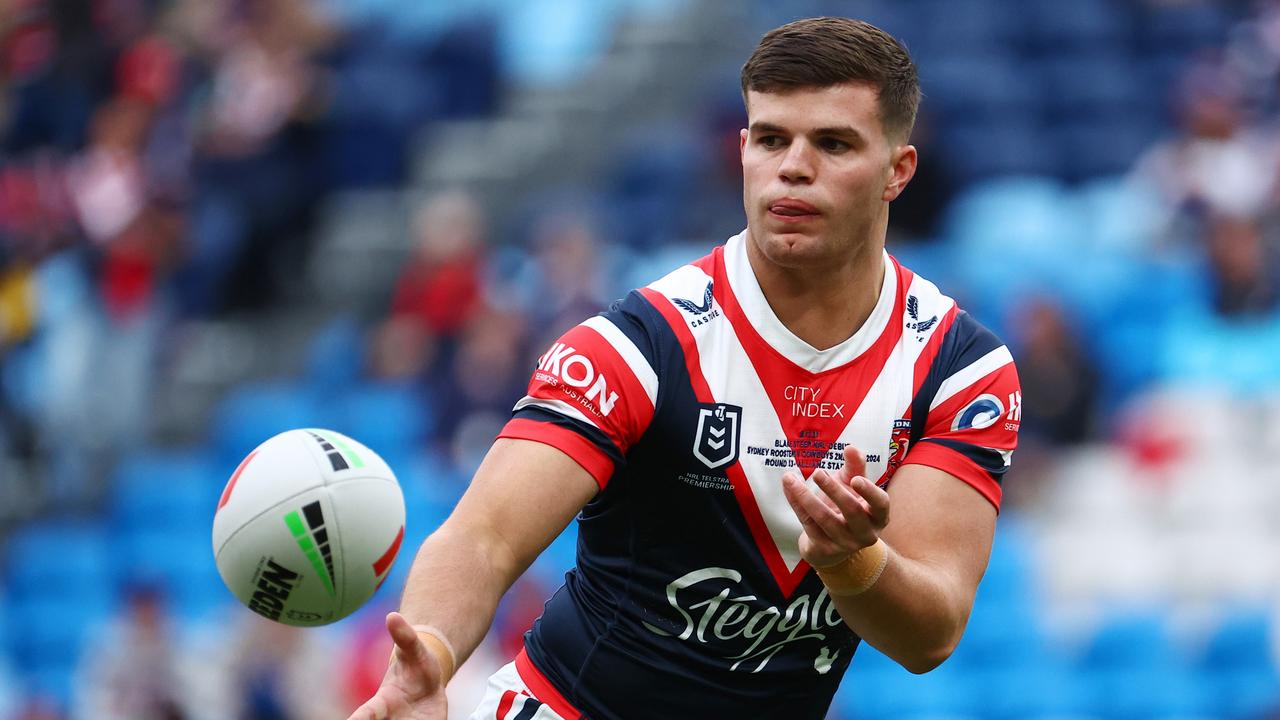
[777,141,815,183]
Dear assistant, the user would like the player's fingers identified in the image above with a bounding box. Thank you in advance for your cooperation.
[852,475,891,529]
[387,612,428,664]
[811,467,872,519]
[347,694,390,720]
[783,473,857,547]
[782,473,829,537]
[807,469,844,512]
[781,472,815,524]
[813,472,878,547]
[840,445,867,482]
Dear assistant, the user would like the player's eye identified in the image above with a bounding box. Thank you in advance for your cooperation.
[818,137,850,152]
[757,135,785,149]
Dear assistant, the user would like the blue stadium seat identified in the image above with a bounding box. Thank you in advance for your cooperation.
[305,315,367,390]
[27,664,76,715]
[376,0,475,41]
[110,449,221,533]
[119,522,228,620]
[399,449,468,507]
[1207,668,1280,720]
[7,592,114,710]
[4,519,113,600]
[328,382,434,468]
[896,0,1028,55]
[0,654,16,720]
[210,381,329,463]
[1073,175,1164,257]
[1160,309,1280,393]
[1085,254,1204,401]
[1035,53,1149,120]
[836,2,914,44]
[1081,666,1214,720]
[621,0,686,20]
[1141,52,1191,117]
[1024,0,1133,50]
[323,38,443,187]
[885,242,955,290]
[745,0,827,36]
[1080,612,1181,670]
[0,592,11,660]
[1197,609,1275,673]
[1194,609,1280,718]
[918,54,1042,122]
[968,662,1098,720]
[953,600,1048,671]
[836,647,982,719]
[942,176,1082,308]
[1140,1,1238,54]
[937,121,1061,183]
[495,0,621,85]
[607,125,709,249]
[1071,612,1216,718]
[109,450,227,621]
[1049,116,1160,182]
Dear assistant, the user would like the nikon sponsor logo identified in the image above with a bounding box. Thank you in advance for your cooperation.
[248,558,300,621]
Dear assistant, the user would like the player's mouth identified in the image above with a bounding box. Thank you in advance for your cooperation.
[768,198,821,222]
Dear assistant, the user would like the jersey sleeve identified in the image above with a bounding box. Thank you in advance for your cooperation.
[906,312,1021,510]
[498,292,660,489]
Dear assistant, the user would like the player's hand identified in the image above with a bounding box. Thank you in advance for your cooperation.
[781,445,890,568]
[347,612,448,720]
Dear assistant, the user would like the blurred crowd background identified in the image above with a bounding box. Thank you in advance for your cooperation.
[1,0,1279,718]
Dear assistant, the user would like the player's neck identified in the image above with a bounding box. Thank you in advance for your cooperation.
[746,238,886,352]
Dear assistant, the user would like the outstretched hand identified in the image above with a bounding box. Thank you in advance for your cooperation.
[347,612,448,720]
[780,445,890,568]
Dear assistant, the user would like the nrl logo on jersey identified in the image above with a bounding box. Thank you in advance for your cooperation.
[693,402,741,469]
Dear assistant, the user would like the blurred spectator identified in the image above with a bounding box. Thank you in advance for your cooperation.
[369,189,488,390]
[180,0,332,317]
[524,208,610,339]
[66,95,183,322]
[0,654,17,720]
[1204,214,1280,317]
[217,617,341,720]
[75,583,189,720]
[0,153,77,261]
[1132,58,1280,246]
[1012,299,1099,446]
[387,190,488,340]
[16,696,64,720]
[433,306,530,460]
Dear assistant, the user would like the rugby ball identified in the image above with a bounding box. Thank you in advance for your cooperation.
[212,428,406,626]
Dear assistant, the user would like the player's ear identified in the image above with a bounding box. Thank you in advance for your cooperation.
[740,128,749,161]
[883,144,917,202]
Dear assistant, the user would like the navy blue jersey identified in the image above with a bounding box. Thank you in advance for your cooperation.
[498,232,1021,720]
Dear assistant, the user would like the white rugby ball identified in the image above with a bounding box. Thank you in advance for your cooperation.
[212,428,406,626]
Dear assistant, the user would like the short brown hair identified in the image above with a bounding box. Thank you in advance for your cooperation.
[741,17,920,142]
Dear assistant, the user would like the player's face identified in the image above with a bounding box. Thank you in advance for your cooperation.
[740,83,915,269]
